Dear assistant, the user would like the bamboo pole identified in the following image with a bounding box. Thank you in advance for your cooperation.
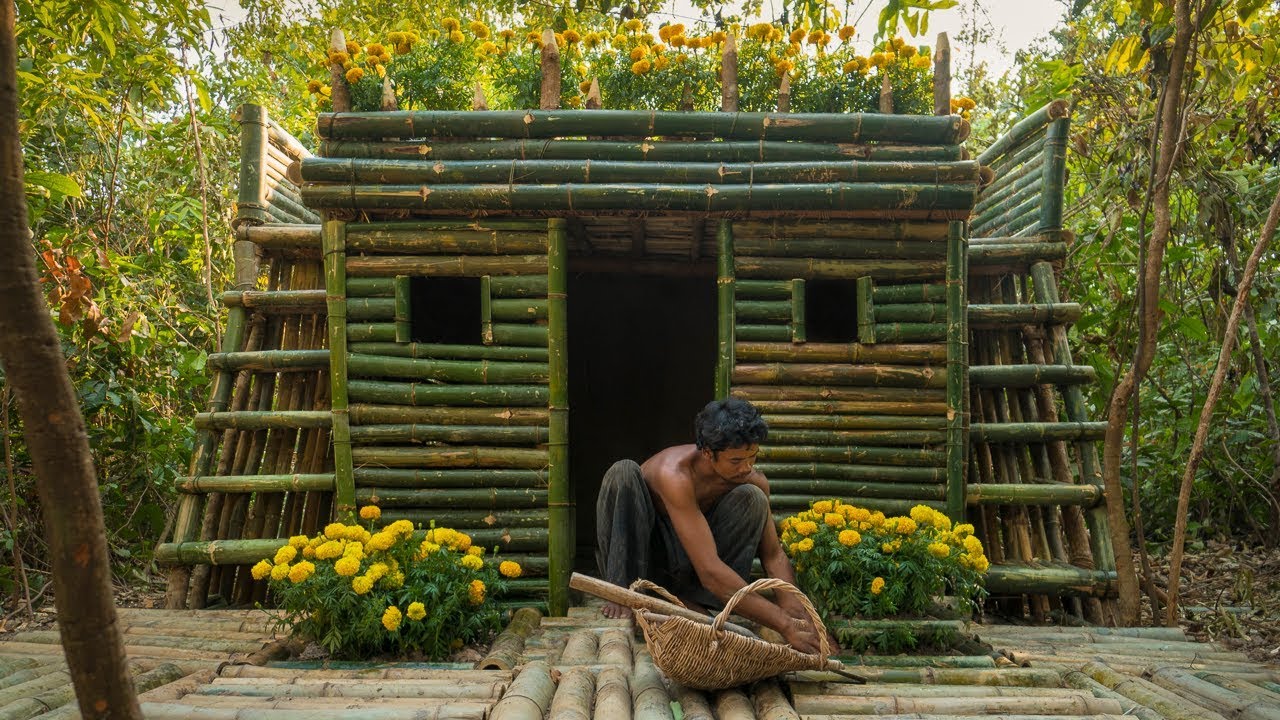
[969,363,1095,386]
[207,350,329,372]
[736,324,790,342]
[732,363,945,388]
[347,354,548,384]
[318,139,967,163]
[984,563,1117,596]
[349,446,548,468]
[735,300,789,323]
[734,256,947,281]
[790,279,806,343]
[632,660,676,720]
[546,218,570,617]
[766,428,946,445]
[968,242,1067,267]
[348,342,548,362]
[759,445,945,466]
[595,667,632,720]
[352,467,546,487]
[378,511,550,530]
[966,483,1101,506]
[791,694,1123,715]
[772,482,944,500]
[353,487,546,509]
[733,384,946,402]
[347,380,549,406]
[762,414,947,430]
[872,322,947,342]
[194,411,330,431]
[349,405,548,426]
[971,421,1107,442]
[878,74,894,114]
[758,462,943,483]
[977,100,1070,165]
[343,229,548,255]
[322,219,355,521]
[717,220,735,399]
[876,302,946,323]
[933,33,951,116]
[1038,117,1070,231]
[753,400,949,415]
[856,276,876,343]
[346,255,548,277]
[235,105,271,227]
[1082,661,1230,720]
[735,342,945,364]
[178,474,334,494]
[870,283,947,304]
[539,29,560,110]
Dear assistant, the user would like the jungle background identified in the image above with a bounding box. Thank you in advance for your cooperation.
[3,0,1278,654]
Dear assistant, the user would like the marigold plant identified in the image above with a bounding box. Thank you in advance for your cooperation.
[252,506,523,659]
[781,500,987,649]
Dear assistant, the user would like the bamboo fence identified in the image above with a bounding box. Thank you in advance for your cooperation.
[158,29,1119,625]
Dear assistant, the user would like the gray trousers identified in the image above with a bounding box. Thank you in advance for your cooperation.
[595,459,770,610]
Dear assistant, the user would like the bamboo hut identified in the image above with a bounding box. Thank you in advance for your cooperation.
[157,31,1118,622]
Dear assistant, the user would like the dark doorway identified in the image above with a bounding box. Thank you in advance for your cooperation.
[568,270,718,572]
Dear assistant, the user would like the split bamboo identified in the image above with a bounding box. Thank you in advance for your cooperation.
[206,350,330,372]
[984,562,1116,596]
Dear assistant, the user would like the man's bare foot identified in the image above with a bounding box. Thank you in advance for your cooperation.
[602,601,633,620]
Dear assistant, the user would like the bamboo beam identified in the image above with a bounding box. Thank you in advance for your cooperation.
[856,276,876,343]
[790,279,806,343]
[984,563,1117,597]
[757,462,943,483]
[348,342,548,362]
[490,661,554,720]
[235,105,271,227]
[876,303,946,323]
[732,384,945,402]
[206,350,329,372]
[734,342,945,364]
[967,242,1067,267]
[348,424,549,445]
[345,255,548,277]
[759,445,945,466]
[347,380,549,406]
[352,468,546,488]
[547,218,570,617]
[773,482,945,500]
[344,228,548,255]
[752,400,950,415]
[873,322,947,342]
[870,283,947,304]
[969,364,1096,387]
[355,487,546,508]
[933,33,951,116]
[763,414,947,430]
[967,483,1102,506]
[349,446,548,469]
[1039,117,1070,231]
[977,100,1070,165]
[733,363,945,388]
[348,404,548,426]
[734,256,946,281]
[323,219,356,520]
[178,474,335,494]
[717,220,735,399]
[237,224,321,250]
[736,324,791,342]
[346,354,549,384]
[971,421,1108,443]
[193,411,331,431]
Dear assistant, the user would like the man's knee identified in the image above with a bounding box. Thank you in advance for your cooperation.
[599,459,644,497]
[728,483,769,523]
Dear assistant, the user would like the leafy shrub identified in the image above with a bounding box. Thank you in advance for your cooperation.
[251,505,523,659]
[781,501,987,650]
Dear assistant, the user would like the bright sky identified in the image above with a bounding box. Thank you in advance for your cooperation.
[204,0,1066,77]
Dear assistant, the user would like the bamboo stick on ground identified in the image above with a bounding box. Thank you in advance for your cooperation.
[595,666,632,720]
[596,628,634,670]
[753,680,801,720]
[558,629,599,666]
[477,607,543,670]
[570,573,756,638]
[713,688,754,720]
[547,666,593,720]
[673,686,715,720]
[1081,661,1230,720]
[789,693,1124,715]
[196,679,508,699]
[632,660,675,720]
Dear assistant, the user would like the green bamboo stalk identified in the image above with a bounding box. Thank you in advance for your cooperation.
[380,512,551,534]
[237,224,322,251]
[772,483,945,500]
[734,342,945,365]
[346,255,548,277]
[856,276,876,343]
[483,277,498,343]
[491,299,548,322]
[984,563,1116,597]
[790,279,806,343]
[346,353,549,384]
[346,298,395,321]
[348,424,549,445]
[206,350,330,372]
[735,324,791,342]
[877,303,947,323]
[346,277,395,297]
[319,139,967,163]
[869,283,947,304]
[734,257,946,281]
[1039,118,1070,231]
[733,238,949,259]
[735,300,791,323]
[971,421,1108,443]
[492,324,550,347]
[349,342,549,362]
[325,219,354,521]
[756,462,943,483]
[969,301,1081,327]
[759,445,946,466]
[973,158,1045,215]
[717,220,735,399]
[489,275,549,297]
[733,385,946,402]
[194,411,332,431]
[302,182,979,216]
[344,229,548,255]
[394,276,411,343]
[945,220,967,521]
[352,468,547,488]
[967,242,1067,267]
[735,219,951,242]
[235,105,271,227]
[178,474,335,494]
[347,380,549,406]
[969,363,1096,387]
[317,110,972,143]
[347,323,398,342]
[546,218,570,617]
[967,483,1102,506]
[1060,671,1166,720]
[220,289,325,309]
[348,404,548,426]
[350,446,548,468]
[977,100,1069,165]
[973,170,1046,226]
[355,487,548,508]
[975,194,1042,236]
[767,428,946,445]
[753,400,950,416]
[986,133,1049,186]
[302,158,985,186]
[737,281,808,300]
[763,414,947,430]
[351,218,549,232]
[732,363,946,388]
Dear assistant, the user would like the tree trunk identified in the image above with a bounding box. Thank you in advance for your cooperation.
[1100,0,1196,626]
[1166,184,1280,624]
[0,4,142,719]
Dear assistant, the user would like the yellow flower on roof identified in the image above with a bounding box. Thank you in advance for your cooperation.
[442,18,460,32]
[789,28,806,44]
[470,21,489,39]
[345,67,364,83]
[630,46,647,61]
[499,28,516,41]
[624,18,643,32]
[345,40,360,55]
[563,29,581,44]
[912,55,931,69]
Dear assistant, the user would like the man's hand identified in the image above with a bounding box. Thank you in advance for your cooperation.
[781,615,823,655]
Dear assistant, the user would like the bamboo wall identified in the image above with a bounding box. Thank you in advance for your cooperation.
[964,100,1119,623]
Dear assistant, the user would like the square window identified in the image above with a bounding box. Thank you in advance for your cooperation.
[805,278,859,343]
[409,276,482,344]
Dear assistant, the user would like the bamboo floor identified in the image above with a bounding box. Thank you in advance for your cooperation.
[0,605,1278,719]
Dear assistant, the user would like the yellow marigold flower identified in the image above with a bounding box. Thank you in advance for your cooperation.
[974,555,990,572]
[389,520,415,537]
[630,59,651,75]
[345,67,364,83]
[385,571,405,589]
[768,27,784,42]
[359,505,381,521]
[579,79,593,93]
[659,24,673,40]
[838,25,856,41]
[320,85,332,97]
[785,42,801,56]
[324,522,345,540]
[869,51,887,67]
[314,540,342,560]
[445,30,461,43]
[365,42,386,57]
[795,520,819,537]
[884,51,897,63]
[928,542,951,559]
[910,505,933,524]
[562,29,581,44]
[270,563,291,581]
[891,35,906,50]
[748,22,771,39]
[911,55,930,69]
[460,554,484,571]
[334,555,361,576]
[328,50,349,66]
[675,52,688,63]
[901,45,917,59]
[467,546,484,556]
[345,40,360,55]
[651,55,668,71]
[302,545,316,559]
[630,46,647,61]
[806,29,823,45]
[710,30,726,44]
[388,31,405,44]
[849,506,870,523]
[407,601,426,621]
[382,605,402,632]
[651,42,666,54]
[306,79,322,94]
[469,579,486,605]
[367,532,396,552]
[667,23,685,36]
[367,562,389,581]
[500,560,523,578]
[797,537,814,553]
[469,21,489,38]
[499,28,516,41]
[289,561,315,583]
[452,532,472,552]
[251,560,272,580]
[779,518,793,534]
[289,535,310,549]
[812,500,834,515]
[582,32,600,48]
[960,96,977,110]
[624,18,643,32]
[789,28,806,44]
[955,523,975,538]
[274,545,298,565]
[838,529,861,546]
[870,576,885,595]
[963,535,985,555]
[788,542,801,554]
[824,512,845,528]
[881,542,895,553]
[670,35,686,48]
[442,17,460,32]
[842,59,859,73]
[869,511,886,527]
[894,517,918,535]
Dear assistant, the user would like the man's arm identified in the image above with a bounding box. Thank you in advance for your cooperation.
[754,477,825,633]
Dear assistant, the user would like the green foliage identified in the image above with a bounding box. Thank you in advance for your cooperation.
[780,501,987,651]
[255,509,522,659]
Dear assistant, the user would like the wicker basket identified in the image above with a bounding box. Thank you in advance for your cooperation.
[632,577,832,690]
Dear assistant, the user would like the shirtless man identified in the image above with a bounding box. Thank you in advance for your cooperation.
[594,398,824,654]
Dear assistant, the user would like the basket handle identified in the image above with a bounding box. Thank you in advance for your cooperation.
[629,578,688,609]
[711,578,830,659]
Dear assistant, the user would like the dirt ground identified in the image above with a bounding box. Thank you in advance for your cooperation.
[3,544,1278,664]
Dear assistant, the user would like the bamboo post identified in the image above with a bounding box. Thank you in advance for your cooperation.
[393,275,410,343]
[540,29,560,110]
[1039,117,1069,231]
[879,74,893,114]
[856,276,876,343]
[234,104,270,228]
[323,219,355,520]
[328,29,351,113]
[480,275,494,344]
[933,33,951,116]
[716,220,735,399]
[946,221,967,521]
[721,33,739,112]
[490,661,555,720]
[380,75,397,111]
[585,79,601,110]
[547,218,570,617]
[473,83,489,111]
[778,74,791,113]
[790,279,806,343]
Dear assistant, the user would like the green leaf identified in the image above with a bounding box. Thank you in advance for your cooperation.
[25,171,82,199]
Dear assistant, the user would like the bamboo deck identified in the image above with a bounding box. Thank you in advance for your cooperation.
[1,607,1277,719]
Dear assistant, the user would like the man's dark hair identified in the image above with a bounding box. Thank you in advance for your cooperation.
[694,398,768,452]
